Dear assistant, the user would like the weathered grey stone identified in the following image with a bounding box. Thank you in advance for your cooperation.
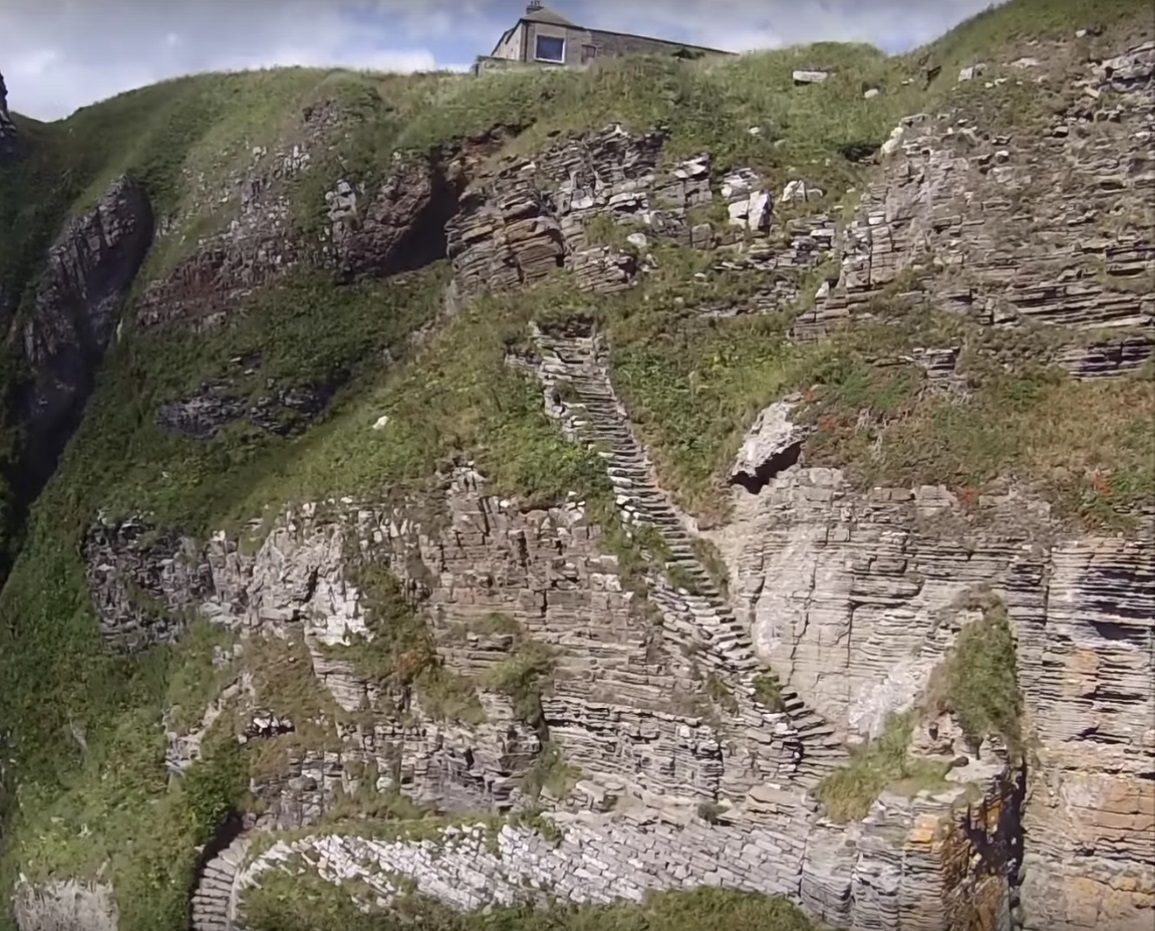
[12,880,118,931]
[84,513,212,653]
[230,765,1019,931]
[728,398,808,491]
[795,43,1154,351]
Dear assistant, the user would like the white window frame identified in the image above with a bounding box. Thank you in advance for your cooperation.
[534,33,566,64]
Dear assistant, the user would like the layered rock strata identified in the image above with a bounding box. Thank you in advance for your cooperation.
[796,41,1155,377]
[224,768,1020,931]
[446,123,835,302]
[715,462,1154,930]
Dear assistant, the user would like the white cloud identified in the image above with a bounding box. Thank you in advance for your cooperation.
[0,0,447,119]
[0,0,1003,121]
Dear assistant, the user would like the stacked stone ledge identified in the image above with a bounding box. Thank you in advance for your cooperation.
[191,835,249,931]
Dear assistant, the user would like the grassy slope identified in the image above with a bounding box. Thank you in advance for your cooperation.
[0,0,1152,927]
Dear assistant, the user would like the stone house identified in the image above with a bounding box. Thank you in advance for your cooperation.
[473,1,733,74]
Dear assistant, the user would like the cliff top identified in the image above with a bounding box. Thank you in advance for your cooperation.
[2,0,1148,291]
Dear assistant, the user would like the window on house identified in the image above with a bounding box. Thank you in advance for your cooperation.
[534,34,566,63]
[581,44,598,64]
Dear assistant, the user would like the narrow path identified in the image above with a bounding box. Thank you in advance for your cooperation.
[532,325,845,785]
[191,834,249,931]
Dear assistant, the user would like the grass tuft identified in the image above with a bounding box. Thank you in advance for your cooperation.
[814,712,951,823]
[926,595,1024,754]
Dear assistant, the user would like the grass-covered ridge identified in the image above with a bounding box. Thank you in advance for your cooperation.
[0,0,1151,925]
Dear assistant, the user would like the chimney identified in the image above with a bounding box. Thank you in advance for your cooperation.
[526,1,543,11]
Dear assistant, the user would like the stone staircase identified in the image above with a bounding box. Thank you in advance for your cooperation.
[529,325,845,786]
[191,834,249,931]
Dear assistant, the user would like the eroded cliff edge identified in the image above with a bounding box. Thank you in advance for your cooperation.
[0,4,1152,931]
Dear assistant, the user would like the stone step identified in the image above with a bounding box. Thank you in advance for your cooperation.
[536,337,847,765]
[197,876,233,895]
[607,466,649,477]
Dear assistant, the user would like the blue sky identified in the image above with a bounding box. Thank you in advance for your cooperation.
[0,0,1000,120]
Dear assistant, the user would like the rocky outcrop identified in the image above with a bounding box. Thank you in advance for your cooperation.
[0,70,17,160]
[136,149,464,330]
[728,397,809,492]
[446,124,834,302]
[714,452,1154,930]
[14,175,154,496]
[83,514,213,653]
[190,485,733,822]
[796,40,1155,376]
[156,372,338,439]
[76,470,1048,931]
[229,766,1019,931]
[325,154,463,280]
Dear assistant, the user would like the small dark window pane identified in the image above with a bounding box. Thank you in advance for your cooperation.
[581,44,598,63]
[535,35,565,62]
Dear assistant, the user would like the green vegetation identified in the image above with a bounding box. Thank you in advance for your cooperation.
[227,276,613,522]
[704,672,739,715]
[0,0,1151,922]
[813,712,951,823]
[752,672,786,713]
[325,563,486,725]
[696,800,728,824]
[522,744,581,802]
[607,279,1153,525]
[926,594,1024,755]
[480,632,558,733]
[0,662,249,931]
[244,875,817,931]
[795,322,1155,531]
[243,632,348,779]
[80,266,449,531]
[164,618,240,732]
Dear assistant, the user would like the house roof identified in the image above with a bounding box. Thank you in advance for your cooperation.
[484,3,734,60]
[523,4,576,27]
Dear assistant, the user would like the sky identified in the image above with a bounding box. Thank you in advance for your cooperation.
[0,0,1002,121]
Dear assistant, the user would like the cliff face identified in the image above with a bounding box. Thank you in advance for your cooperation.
[15,176,154,497]
[0,71,16,161]
[0,6,1152,931]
